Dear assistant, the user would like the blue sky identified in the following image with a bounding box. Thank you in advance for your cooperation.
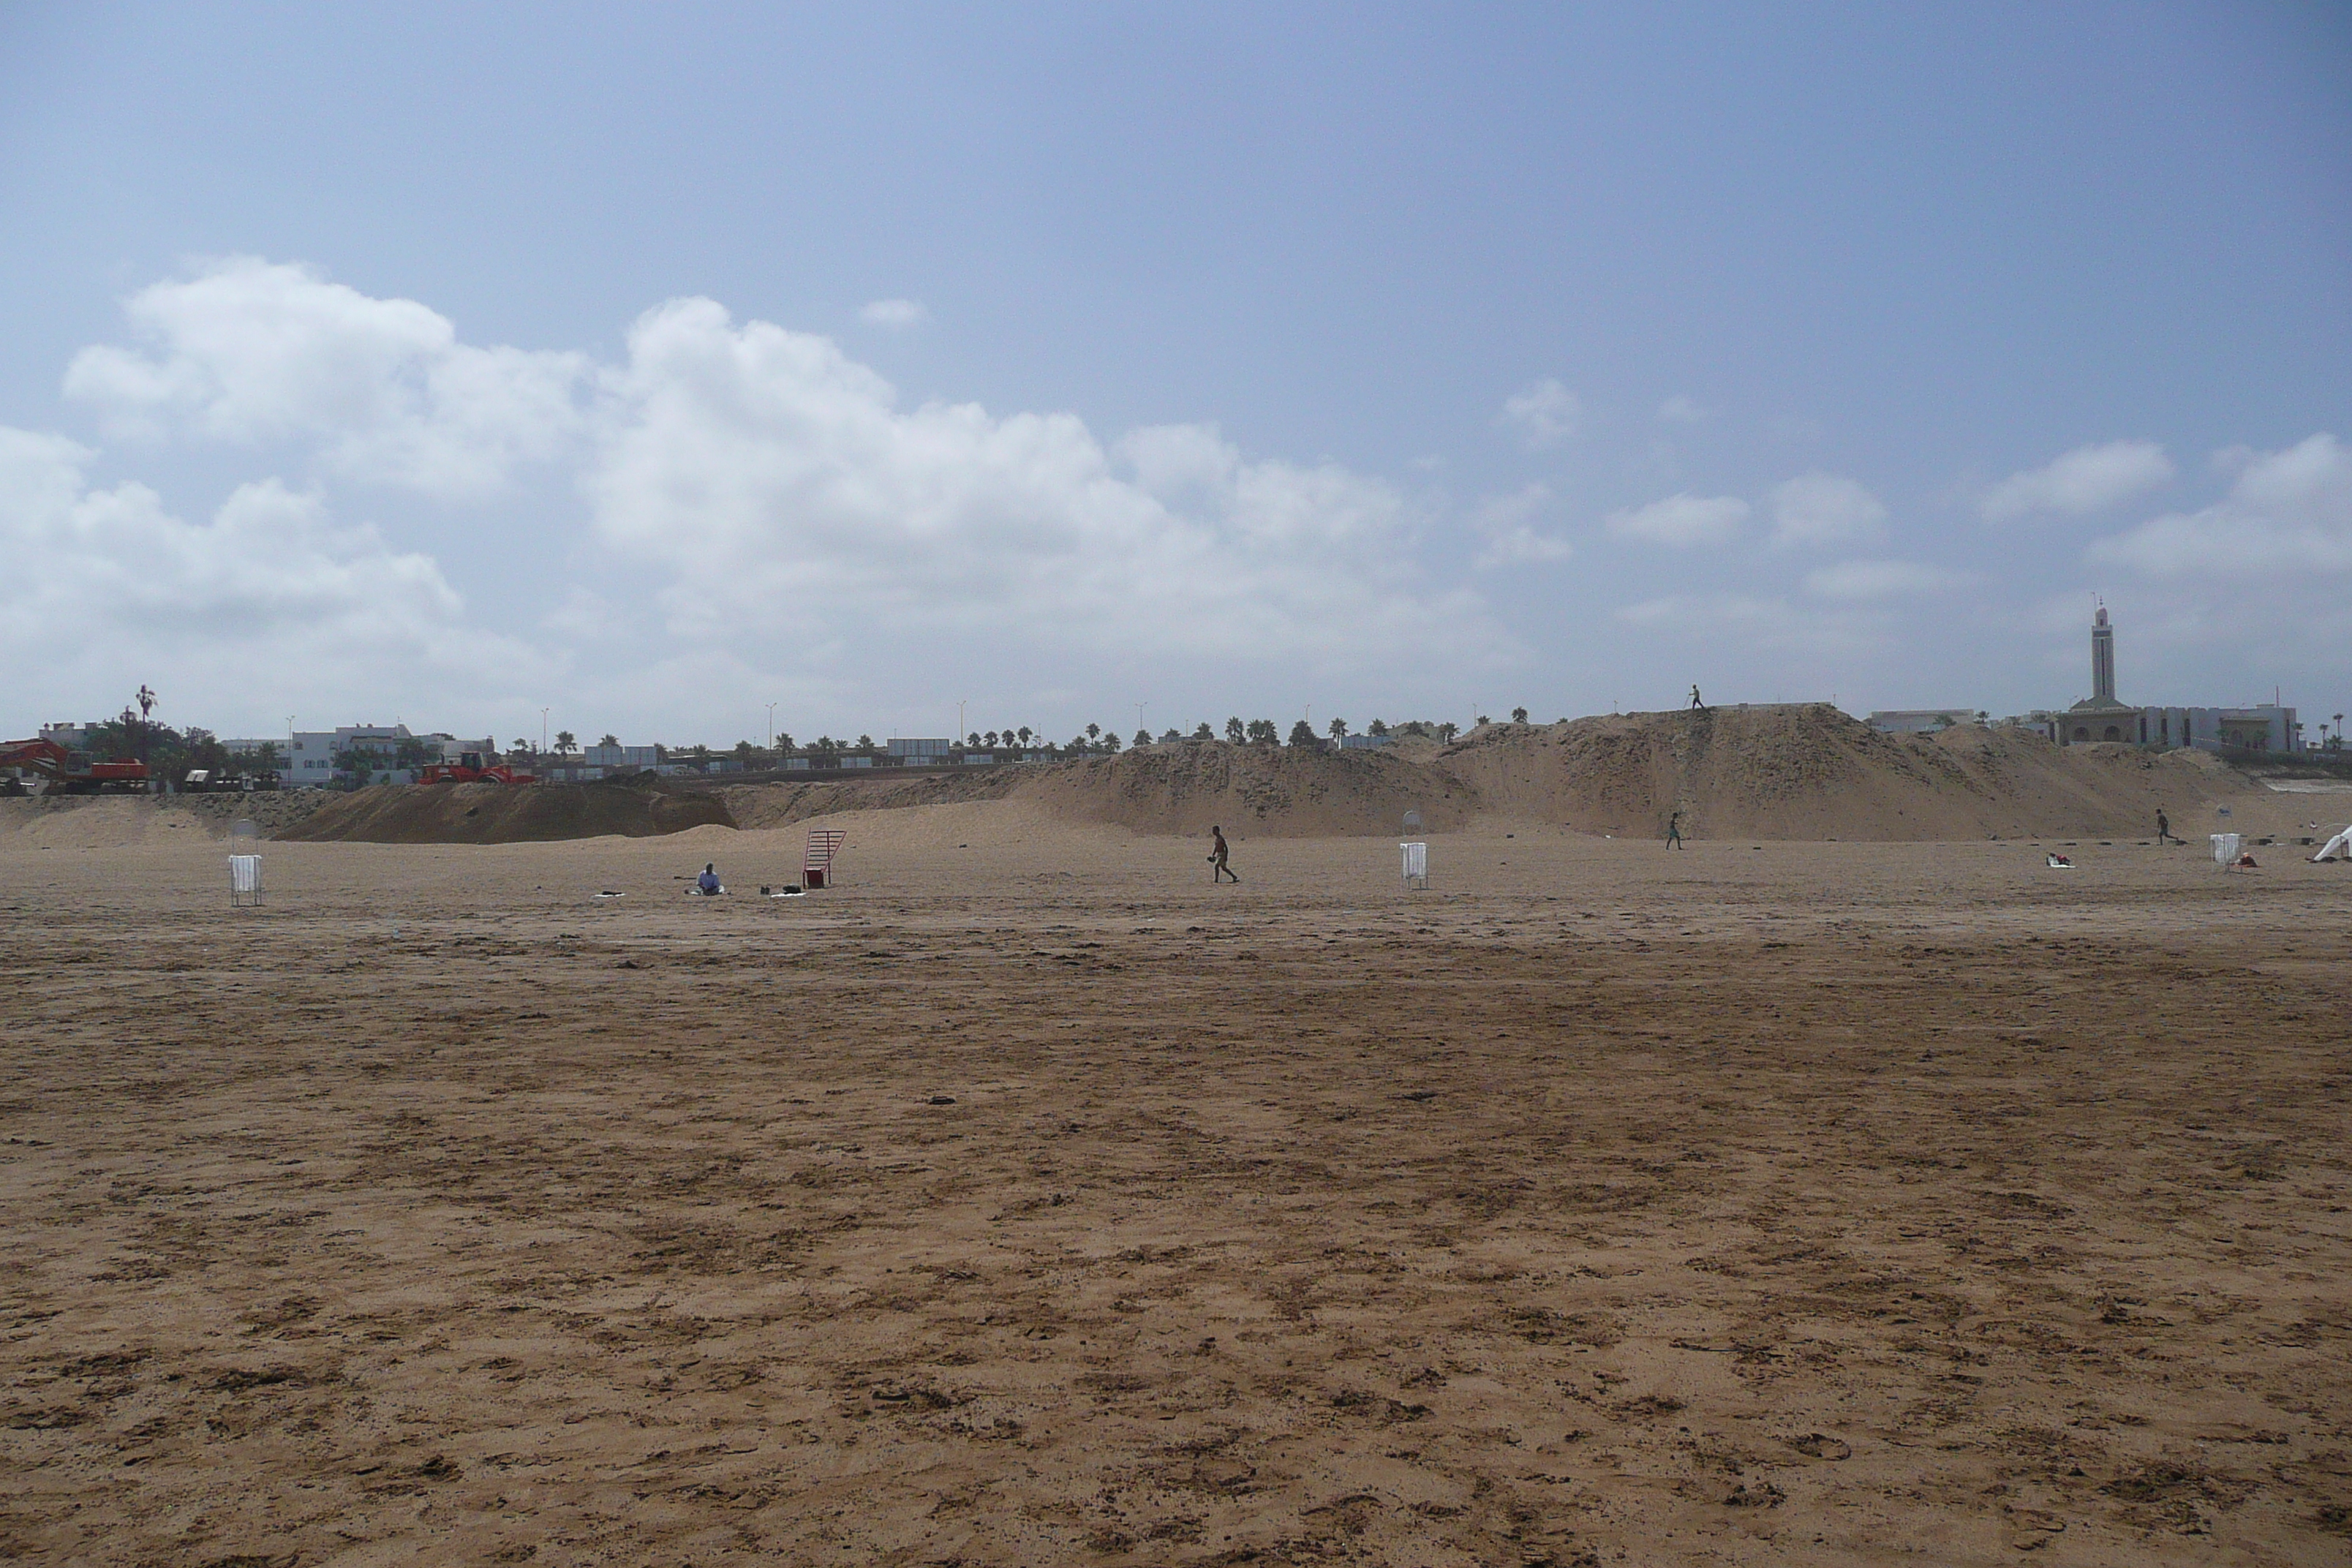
[4,2,2348,747]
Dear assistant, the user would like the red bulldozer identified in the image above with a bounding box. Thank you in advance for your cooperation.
[417,750,537,785]
[0,736,152,794]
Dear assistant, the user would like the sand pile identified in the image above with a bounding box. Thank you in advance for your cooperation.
[0,790,331,848]
[116,707,2296,848]
[0,797,222,851]
[720,746,1471,838]
[717,766,1019,831]
[276,776,734,844]
[1441,704,2268,839]
[1011,742,1474,837]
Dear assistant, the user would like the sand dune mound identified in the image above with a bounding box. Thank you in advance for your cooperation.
[277,777,735,844]
[718,767,1022,831]
[0,797,220,851]
[1011,742,1474,837]
[1440,704,2264,839]
[189,707,2288,848]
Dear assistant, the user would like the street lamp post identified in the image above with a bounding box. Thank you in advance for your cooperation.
[540,707,549,755]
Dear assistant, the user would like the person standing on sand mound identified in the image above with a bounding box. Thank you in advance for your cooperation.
[1209,825,1239,883]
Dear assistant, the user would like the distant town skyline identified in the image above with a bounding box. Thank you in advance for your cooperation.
[2,4,2347,742]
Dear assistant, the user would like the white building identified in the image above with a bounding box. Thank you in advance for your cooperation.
[2019,609,2301,752]
[1868,709,1980,735]
[276,724,486,784]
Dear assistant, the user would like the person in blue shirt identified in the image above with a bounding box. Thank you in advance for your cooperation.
[696,862,721,894]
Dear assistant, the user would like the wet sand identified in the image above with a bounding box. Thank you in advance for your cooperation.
[3,814,2348,1565]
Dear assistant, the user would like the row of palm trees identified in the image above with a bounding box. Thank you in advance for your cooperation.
[522,709,1540,769]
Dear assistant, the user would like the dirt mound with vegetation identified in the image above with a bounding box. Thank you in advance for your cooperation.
[274,777,735,844]
[1437,704,2268,840]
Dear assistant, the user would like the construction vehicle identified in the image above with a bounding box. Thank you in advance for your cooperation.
[0,737,152,794]
[417,751,537,785]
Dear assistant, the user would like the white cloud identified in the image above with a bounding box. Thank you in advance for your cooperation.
[2086,433,2352,576]
[1771,471,1886,548]
[1499,377,1580,450]
[1613,590,1878,660]
[1469,484,1572,569]
[585,298,1505,668]
[1605,491,1748,549]
[1656,394,1708,424]
[63,257,589,500]
[859,298,930,329]
[1980,439,2174,522]
[0,425,529,720]
[1803,559,1975,600]
[53,265,1513,693]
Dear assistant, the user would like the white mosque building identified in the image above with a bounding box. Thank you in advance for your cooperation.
[2034,606,2299,752]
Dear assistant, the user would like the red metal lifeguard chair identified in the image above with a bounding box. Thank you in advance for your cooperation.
[804,829,847,889]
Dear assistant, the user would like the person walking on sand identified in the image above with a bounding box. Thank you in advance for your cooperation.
[1208,825,1239,883]
[2156,809,2174,845]
[1665,809,1686,849]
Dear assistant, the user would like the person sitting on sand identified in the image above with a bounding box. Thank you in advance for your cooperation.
[1209,826,1239,883]
[696,862,721,895]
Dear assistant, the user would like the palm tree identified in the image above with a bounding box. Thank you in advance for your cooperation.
[1017,726,1033,746]
[1436,721,1459,744]
[598,733,620,750]
[1328,717,1348,741]
[1224,717,1245,744]
[1511,706,1529,723]
[554,730,578,755]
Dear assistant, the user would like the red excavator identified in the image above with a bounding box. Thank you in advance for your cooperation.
[417,750,537,785]
[0,737,151,794]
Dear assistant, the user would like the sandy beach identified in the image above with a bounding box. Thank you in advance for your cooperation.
[3,809,2349,1564]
